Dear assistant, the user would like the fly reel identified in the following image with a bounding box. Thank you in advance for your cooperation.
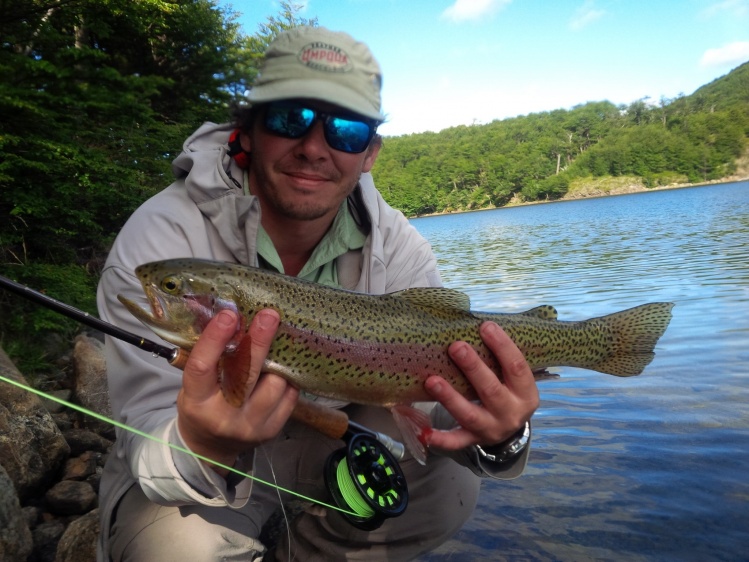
[324,432,408,530]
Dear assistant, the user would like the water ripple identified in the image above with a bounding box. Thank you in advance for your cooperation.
[413,181,749,561]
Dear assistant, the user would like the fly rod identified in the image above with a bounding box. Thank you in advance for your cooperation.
[0,273,404,459]
[0,273,181,363]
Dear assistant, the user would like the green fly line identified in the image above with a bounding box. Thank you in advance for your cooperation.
[0,373,358,517]
[335,457,376,519]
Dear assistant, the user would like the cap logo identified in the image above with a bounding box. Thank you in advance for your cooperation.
[298,42,352,73]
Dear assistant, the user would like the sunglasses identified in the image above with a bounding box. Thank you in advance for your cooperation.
[263,101,379,154]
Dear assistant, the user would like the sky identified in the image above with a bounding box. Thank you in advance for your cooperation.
[223,0,749,136]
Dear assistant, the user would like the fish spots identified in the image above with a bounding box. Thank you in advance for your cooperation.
[129,259,673,404]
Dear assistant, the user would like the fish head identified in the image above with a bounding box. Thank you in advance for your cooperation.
[117,259,243,351]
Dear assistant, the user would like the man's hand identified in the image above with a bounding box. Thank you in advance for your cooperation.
[424,321,539,451]
[176,309,298,473]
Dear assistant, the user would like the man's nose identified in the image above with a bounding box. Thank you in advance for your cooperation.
[294,120,329,158]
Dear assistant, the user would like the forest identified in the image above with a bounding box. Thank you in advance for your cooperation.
[373,67,749,216]
[1,0,748,373]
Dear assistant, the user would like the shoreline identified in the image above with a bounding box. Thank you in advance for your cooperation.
[410,174,749,218]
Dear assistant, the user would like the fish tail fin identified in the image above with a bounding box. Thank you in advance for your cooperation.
[391,405,432,465]
[592,302,674,376]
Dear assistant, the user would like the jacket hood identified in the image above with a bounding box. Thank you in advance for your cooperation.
[171,122,238,201]
[171,122,261,266]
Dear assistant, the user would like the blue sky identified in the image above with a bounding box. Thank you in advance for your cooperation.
[224,0,749,136]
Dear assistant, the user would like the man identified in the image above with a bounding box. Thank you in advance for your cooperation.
[97,26,539,561]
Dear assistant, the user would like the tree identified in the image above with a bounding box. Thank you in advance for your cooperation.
[0,0,312,371]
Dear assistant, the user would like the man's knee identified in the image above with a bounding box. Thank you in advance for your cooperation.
[400,454,481,540]
[109,486,267,561]
[125,509,266,561]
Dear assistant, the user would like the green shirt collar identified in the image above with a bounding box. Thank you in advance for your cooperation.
[256,199,367,285]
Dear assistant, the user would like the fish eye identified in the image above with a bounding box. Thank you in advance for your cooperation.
[161,276,182,294]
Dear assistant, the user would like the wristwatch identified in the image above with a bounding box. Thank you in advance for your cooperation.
[475,421,531,464]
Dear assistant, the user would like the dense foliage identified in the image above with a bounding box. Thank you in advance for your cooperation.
[0,0,314,371]
[373,62,749,216]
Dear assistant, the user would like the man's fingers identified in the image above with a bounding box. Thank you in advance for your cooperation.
[449,337,506,403]
[480,322,539,401]
[424,374,488,449]
[243,309,280,399]
[424,322,540,452]
[248,375,299,434]
[182,309,239,401]
[425,371,485,427]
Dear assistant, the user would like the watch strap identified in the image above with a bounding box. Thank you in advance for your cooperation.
[475,421,531,464]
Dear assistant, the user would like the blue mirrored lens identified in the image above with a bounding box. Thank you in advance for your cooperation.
[265,105,315,138]
[326,117,373,153]
[264,103,375,154]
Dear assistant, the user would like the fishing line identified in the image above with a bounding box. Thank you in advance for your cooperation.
[336,458,375,519]
[260,442,294,561]
[324,433,407,530]
[0,372,358,517]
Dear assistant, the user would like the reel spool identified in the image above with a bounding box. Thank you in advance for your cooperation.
[324,433,408,530]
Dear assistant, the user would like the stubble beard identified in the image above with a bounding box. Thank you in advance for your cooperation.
[257,164,359,222]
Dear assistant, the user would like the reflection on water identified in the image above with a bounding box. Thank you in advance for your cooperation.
[412,182,749,561]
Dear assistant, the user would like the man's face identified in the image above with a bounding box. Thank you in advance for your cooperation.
[245,100,380,226]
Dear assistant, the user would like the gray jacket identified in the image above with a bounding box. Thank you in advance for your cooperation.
[96,122,528,559]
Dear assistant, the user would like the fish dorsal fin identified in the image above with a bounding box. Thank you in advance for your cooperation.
[390,287,471,312]
[518,305,558,320]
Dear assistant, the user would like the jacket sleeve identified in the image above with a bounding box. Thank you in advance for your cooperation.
[97,188,254,507]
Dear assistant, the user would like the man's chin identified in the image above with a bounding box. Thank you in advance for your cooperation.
[273,200,334,222]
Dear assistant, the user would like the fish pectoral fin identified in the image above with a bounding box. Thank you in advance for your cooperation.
[391,404,433,465]
[220,334,253,408]
[389,287,471,312]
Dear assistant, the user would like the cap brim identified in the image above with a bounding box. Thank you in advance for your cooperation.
[248,79,385,122]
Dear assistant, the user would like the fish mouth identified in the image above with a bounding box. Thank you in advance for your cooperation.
[117,283,201,349]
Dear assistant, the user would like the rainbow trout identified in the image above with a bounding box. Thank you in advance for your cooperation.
[119,258,674,461]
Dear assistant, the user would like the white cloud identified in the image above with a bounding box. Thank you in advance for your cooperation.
[441,0,512,23]
[569,0,605,31]
[701,0,749,19]
[699,41,749,67]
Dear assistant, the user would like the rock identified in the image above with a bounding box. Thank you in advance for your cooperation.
[72,335,113,438]
[62,428,112,457]
[50,413,74,432]
[31,519,66,562]
[0,463,33,562]
[0,342,112,561]
[45,481,97,516]
[54,509,99,562]
[62,452,97,482]
[39,389,72,415]
[0,347,70,501]
[22,505,42,529]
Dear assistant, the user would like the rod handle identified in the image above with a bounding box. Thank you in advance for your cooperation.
[168,348,191,370]
[290,397,350,440]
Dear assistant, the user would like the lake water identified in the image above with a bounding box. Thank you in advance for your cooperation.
[411,181,749,561]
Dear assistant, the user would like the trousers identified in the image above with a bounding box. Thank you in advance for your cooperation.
[108,405,481,561]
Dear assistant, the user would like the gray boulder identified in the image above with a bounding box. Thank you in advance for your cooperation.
[0,347,69,500]
[0,463,33,562]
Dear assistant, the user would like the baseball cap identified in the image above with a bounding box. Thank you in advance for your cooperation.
[247,26,385,122]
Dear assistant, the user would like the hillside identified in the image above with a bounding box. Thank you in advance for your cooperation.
[372,61,749,216]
